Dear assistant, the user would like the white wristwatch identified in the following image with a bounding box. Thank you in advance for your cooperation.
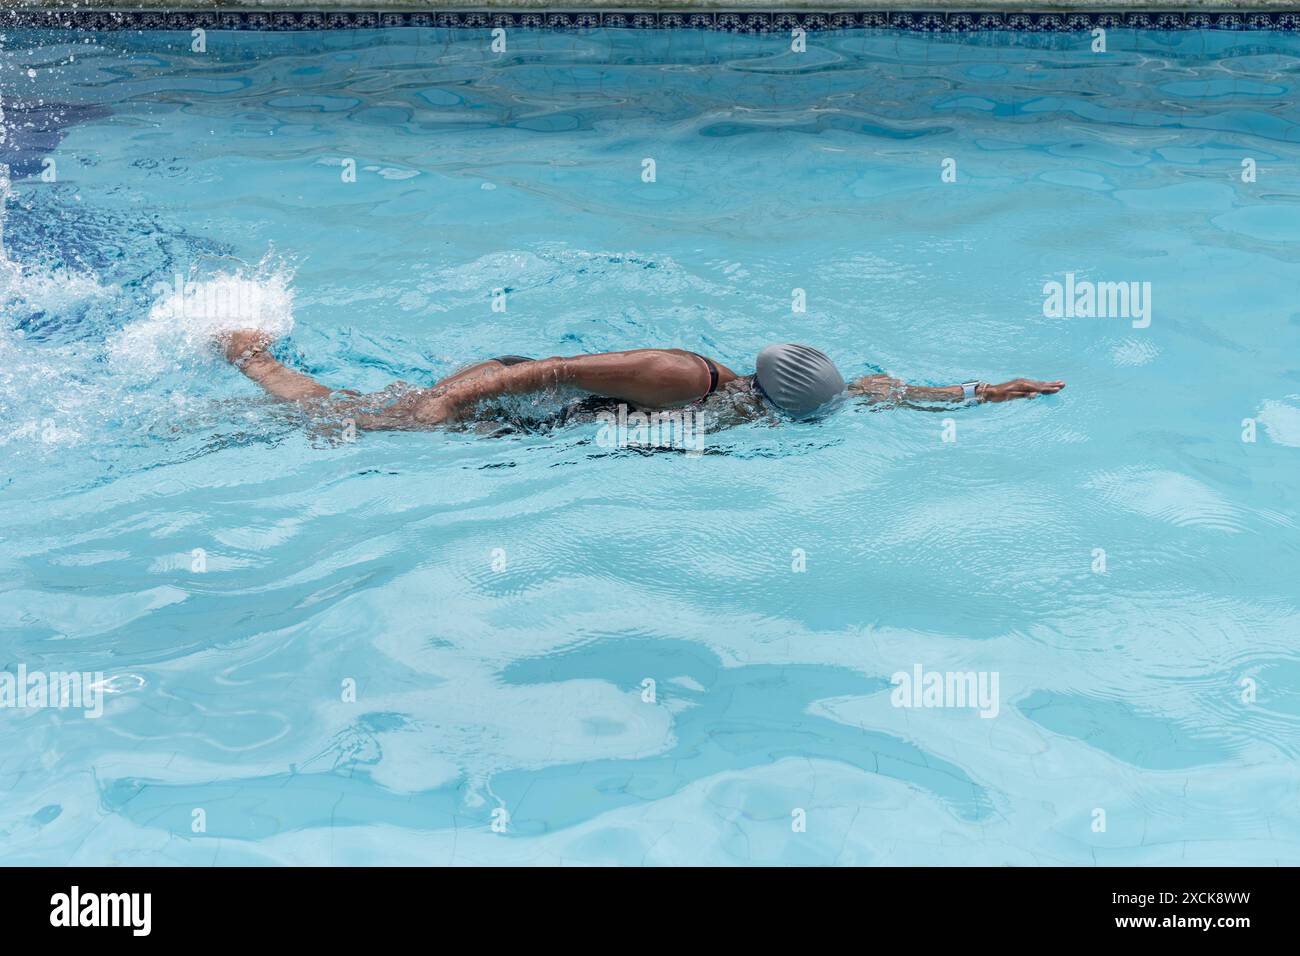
[960,381,982,402]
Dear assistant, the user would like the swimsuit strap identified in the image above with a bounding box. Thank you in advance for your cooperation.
[689,352,720,397]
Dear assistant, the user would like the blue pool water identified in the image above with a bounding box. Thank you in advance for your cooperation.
[2,25,1299,865]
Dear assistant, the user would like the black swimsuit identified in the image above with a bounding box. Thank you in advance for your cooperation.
[690,352,720,396]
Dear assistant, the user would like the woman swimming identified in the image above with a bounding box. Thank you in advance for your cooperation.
[219,330,1065,432]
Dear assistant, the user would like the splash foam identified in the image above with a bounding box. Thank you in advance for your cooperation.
[108,259,296,374]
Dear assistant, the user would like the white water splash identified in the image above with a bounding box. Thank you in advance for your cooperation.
[0,160,118,328]
[1,252,297,455]
[0,161,9,266]
[107,257,296,375]
[0,256,116,321]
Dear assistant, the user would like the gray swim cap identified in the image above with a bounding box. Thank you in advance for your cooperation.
[754,343,846,417]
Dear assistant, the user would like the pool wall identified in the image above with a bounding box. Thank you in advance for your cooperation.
[14,0,1300,10]
[9,7,1300,31]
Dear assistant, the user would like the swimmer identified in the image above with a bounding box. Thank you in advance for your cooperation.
[219,330,1065,432]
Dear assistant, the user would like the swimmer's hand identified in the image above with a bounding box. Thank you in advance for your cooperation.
[220,328,274,366]
[978,379,1066,402]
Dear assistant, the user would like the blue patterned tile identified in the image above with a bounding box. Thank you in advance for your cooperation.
[7,9,1300,35]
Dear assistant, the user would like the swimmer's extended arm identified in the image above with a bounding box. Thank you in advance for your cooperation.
[221,336,724,430]
[221,330,411,430]
[403,350,725,426]
[848,375,1064,408]
[222,330,335,401]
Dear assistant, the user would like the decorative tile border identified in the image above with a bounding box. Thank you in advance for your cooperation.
[5,9,1300,32]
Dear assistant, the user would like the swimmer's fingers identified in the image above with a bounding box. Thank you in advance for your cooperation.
[1025,379,1065,393]
[981,379,1066,402]
[1008,378,1064,393]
